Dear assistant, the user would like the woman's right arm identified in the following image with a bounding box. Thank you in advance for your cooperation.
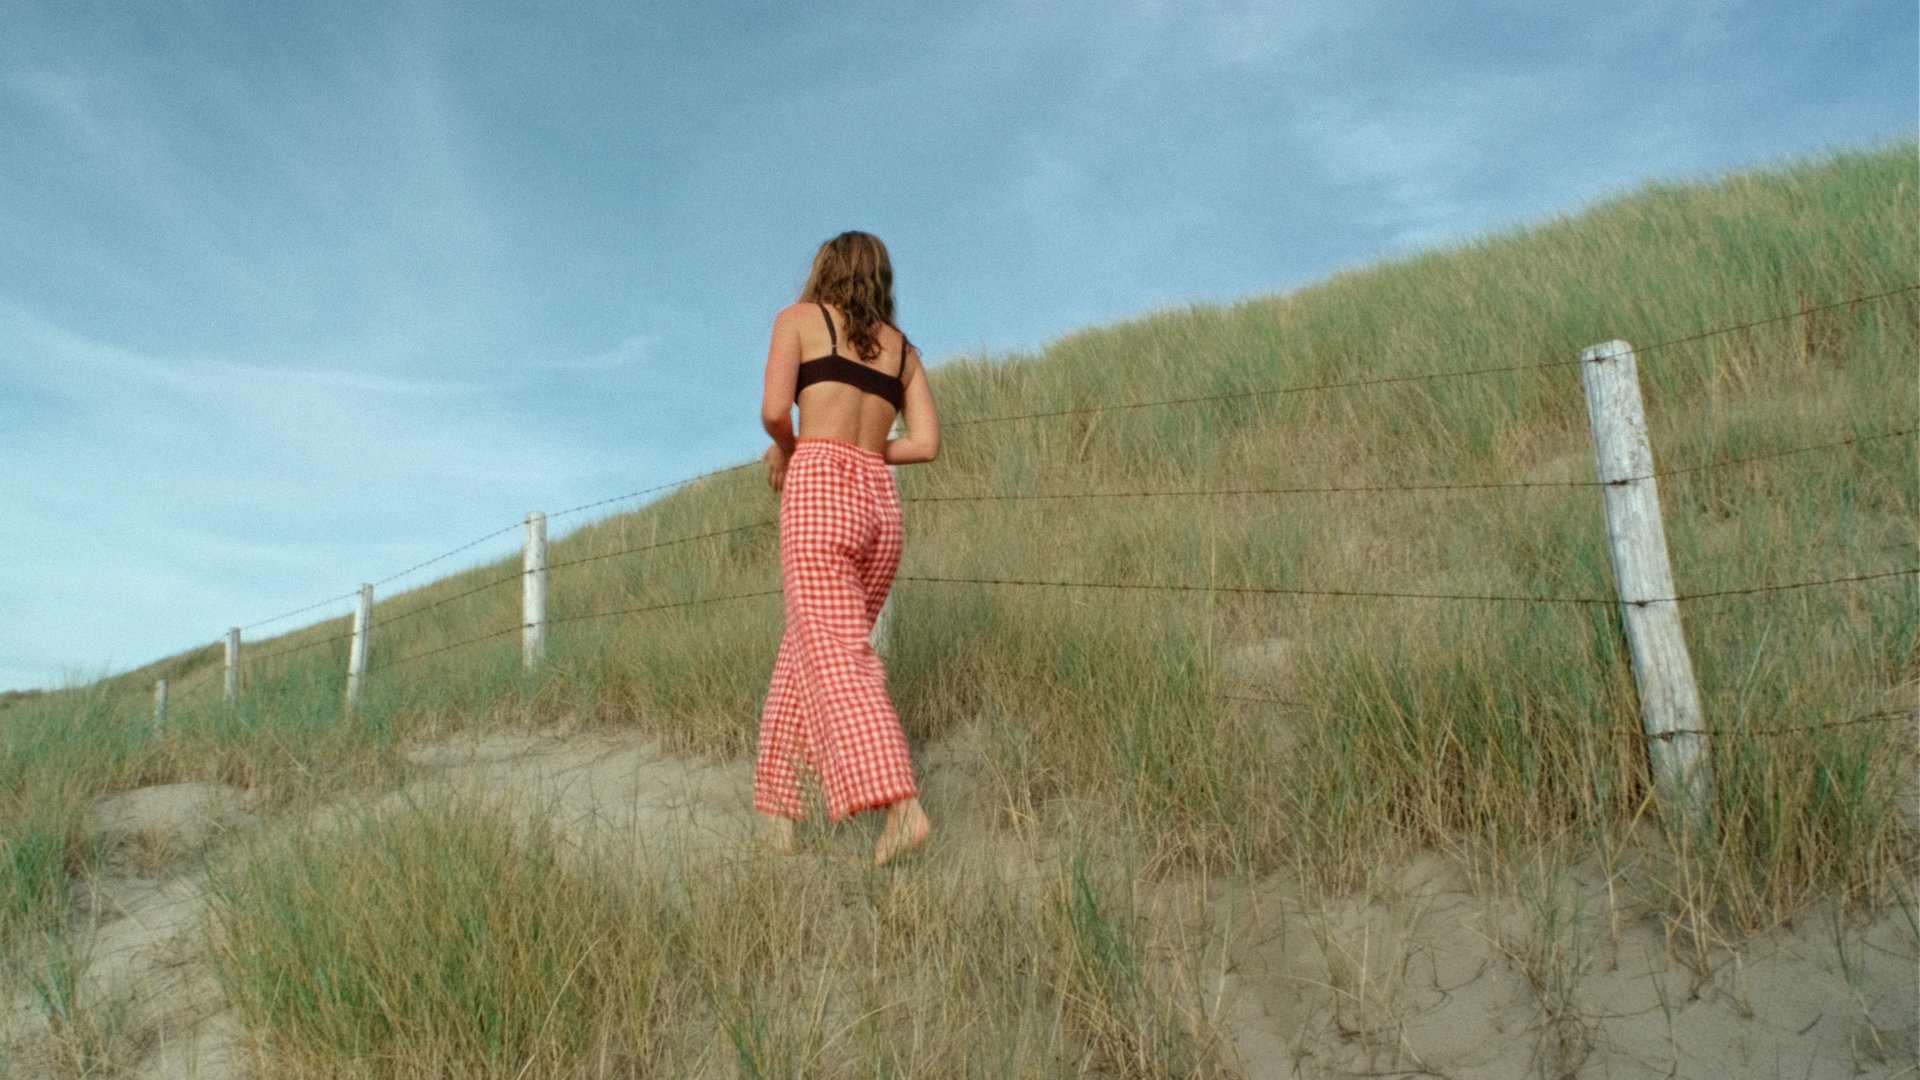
[760,305,804,490]
[885,345,939,465]
[760,305,803,452]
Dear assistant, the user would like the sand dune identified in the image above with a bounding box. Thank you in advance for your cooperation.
[5,727,1913,1078]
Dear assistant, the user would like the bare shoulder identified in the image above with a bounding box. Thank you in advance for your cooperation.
[773,301,817,327]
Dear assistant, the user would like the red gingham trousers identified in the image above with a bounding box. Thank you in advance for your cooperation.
[753,438,917,821]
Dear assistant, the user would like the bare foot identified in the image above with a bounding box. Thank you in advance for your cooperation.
[874,797,930,867]
[762,813,795,854]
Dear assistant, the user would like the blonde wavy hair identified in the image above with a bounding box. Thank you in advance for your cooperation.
[798,231,906,363]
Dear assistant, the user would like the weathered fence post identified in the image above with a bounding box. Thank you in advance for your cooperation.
[223,628,241,702]
[523,511,548,670]
[152,679,167,738]
[346,583,374,708]
[1580,340,1713,829]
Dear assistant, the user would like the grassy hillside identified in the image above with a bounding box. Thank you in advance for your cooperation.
[2,142,1915,1073]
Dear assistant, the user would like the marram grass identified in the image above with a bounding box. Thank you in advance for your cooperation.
[206,796,1225,1077]
[1,142,1915,1072]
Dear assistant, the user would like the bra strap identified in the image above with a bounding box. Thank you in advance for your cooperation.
[817,303,837,351]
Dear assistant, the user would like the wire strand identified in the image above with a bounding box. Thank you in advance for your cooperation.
[231,462,759,638]
[1647,427,1916,481]
[386,624,523,669]
[1633,284,1920,356]
[546,462,758,522]
[384,587,784,669]
[545,519,778,575]
[380,568,525,629]
[1646,711,1912,740]
[1667,568,1914,604]
[904,427,1917,506]
[214,286,1918,692]
[545,587,783,628]
[946,283,1917,430]
[240,590,362,633]
[898,573,1615,606]
[371,523,524,591]
[949,356,1586,429]
[898,566,1914,607]
[905,477,1602,505]
[243,625,357,668]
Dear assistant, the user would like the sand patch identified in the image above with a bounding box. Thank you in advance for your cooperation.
[5,729,1915,1078]
[1213,852,1919,1078]
[86,784,258,872]
[398,726,758,859]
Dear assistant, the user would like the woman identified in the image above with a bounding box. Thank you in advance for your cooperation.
[753,231,939,867]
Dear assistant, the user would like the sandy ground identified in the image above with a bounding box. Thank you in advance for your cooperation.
[4,726,1914,1079]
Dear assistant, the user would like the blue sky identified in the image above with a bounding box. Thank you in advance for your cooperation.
[2,0,1914,690]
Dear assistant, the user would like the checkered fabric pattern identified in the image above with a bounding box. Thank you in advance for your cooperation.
[753,438,917,821]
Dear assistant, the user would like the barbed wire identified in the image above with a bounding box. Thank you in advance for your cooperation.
[223,285,1914,641]
[368,522,525,593]
[945,283,1916,431]
[898,566,1913,608]
[902,426,1917,506]
[242,625,358,669]
[1632,284,1920,357]
[379,568,525,630]
[1221,693,1309,710]
[545,587,782,629]
[233,422,1906,638]
[193,284,1914,709]
[1648,427,1915,481]
[383,586,783,670]
[1645,711,1913,741]
[371,518,780,629]
[947,355,1587,429]
[385,623,523,669]
[904,477,1602,504]
[166,663,224,700]
[239,589,363,633]
[545,518,778,575]
[897,573,1615,606]
[546,462,758,523]
[232,466,763,638]
[1222,692,1907,740]
[233,521,522,635]
[1667,568,1913,604]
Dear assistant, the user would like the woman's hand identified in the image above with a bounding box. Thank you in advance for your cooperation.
[763,443,790,492]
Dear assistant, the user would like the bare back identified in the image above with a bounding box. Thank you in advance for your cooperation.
[795,304,911,453]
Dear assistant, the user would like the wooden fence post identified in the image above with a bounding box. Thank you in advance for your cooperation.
[1580,340,1713,829]
[523,511,548,670]
[346,583,374,708]
[152,679,167,739]
[223,628,240,703]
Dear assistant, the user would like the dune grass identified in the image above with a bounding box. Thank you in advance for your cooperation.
[205,795,1225,1077]
[2,142,1915,1074]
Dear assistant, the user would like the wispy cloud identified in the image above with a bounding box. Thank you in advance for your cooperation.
[540,334,662,375]
[0,297,639,687]
[0,0,1909,688]
[2,3,523,375]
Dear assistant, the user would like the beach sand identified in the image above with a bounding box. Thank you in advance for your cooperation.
[5,726,1913,1078]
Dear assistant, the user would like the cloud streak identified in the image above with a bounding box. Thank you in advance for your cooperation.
[0,0,1911,689]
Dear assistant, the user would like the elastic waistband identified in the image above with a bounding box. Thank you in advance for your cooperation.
[793,437,887,463]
